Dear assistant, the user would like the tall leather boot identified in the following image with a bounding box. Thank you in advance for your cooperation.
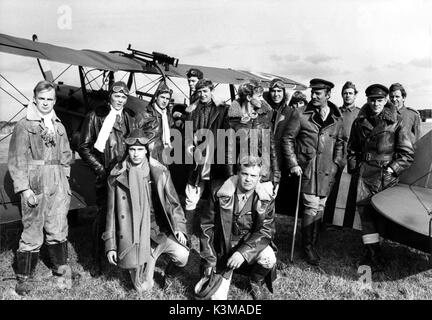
[312,219,321,261]
[91,214,105,277]
[302,215,320,266]
[360,243,385,272]
[46,242,72,289]
[15,251,38,296]
[248,263,272,300]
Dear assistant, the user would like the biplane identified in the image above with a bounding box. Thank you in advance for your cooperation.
[1,33,431,262]
[0,33,306,225]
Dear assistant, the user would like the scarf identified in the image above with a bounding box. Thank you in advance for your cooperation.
[94,106,123,152]
[38,109,55,134]
[127,158,151,263]
[153,103,172,148]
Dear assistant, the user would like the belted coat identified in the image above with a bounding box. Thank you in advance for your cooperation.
[282,102,345,197]
[103,157,187,269]
[347,102,414,202]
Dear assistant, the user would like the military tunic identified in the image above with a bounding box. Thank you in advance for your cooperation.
[398,105,421,144]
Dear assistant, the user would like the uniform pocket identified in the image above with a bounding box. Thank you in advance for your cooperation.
[237,211,253,231]
[28,167,43,195]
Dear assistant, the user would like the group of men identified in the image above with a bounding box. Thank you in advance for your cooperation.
[7,67,420,299]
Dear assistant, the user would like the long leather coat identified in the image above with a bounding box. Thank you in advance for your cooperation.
[185,98,228,186]
[135,103,175,165]
[200,176,276,269]
[282,102,345,197]
[224,100,280,184]
[103,157,187,269]
[347,102,414,203]
[78,104,135,174]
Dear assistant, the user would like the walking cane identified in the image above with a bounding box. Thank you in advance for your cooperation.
[290,174,302,263]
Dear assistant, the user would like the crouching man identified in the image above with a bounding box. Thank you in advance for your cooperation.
[199,156,277,300]
[103,129,189,292]
[8,80,73,295]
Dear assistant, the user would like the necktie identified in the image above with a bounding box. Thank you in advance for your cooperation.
[320,108,327,121]
[238,194,248,212]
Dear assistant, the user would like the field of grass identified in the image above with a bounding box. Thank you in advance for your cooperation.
[1,208,432,301]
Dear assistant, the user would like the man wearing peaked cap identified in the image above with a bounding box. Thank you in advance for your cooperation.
[365,84,389,98]
[347,83,414,272]
[282,78,345,266]
[309,78,335,90]
[389,83,421,144]
[78,80,135,276]
[104,128,189,293]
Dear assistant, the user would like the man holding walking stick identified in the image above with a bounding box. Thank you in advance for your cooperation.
[282,79,345,266]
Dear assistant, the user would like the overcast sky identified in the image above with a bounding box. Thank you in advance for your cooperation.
[1,0,431,120]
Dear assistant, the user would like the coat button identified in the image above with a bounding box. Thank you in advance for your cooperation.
[121,215,125,219]
[122,196,126,200]
[120,235,123,239]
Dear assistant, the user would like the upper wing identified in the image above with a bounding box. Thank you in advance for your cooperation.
[0,33,143,72]
[0,33,307,89]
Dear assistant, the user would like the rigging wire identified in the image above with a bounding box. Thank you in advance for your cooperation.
[53,65,72,82]
[0,74,29,101]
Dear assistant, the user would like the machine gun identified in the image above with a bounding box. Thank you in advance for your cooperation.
[127,45,179,72]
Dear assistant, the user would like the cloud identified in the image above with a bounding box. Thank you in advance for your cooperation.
[182,45,211,56]
[408,57,431,69]
[364,65,377,72]
[270,54,300,62]
[304,54,338,64]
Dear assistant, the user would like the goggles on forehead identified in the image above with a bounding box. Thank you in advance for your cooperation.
[111,85,129,95]
[125,131,156,146]
[270,81,285,89]
[125,137,149,146]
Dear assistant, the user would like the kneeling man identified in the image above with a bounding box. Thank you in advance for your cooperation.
[199,156,277,300]
[103,129,189,292]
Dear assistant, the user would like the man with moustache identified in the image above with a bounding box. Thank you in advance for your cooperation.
[389,83,421,144]
[347,84,414,271]
[282,79,345,266]
[79,81,135,275]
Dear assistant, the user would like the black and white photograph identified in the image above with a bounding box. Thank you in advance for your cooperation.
[1,0,432,305]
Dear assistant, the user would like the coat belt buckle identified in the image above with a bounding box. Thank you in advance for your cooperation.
[365,153,371,161]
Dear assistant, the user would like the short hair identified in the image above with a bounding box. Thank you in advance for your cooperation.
[33,80,56,96]
[195,78,214,91]
[237,155,263,172]
[186,68,204,80]
[341,81,358,95]
[389,83,407,98]
[289,91,308,107]
[238,81,264,104]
